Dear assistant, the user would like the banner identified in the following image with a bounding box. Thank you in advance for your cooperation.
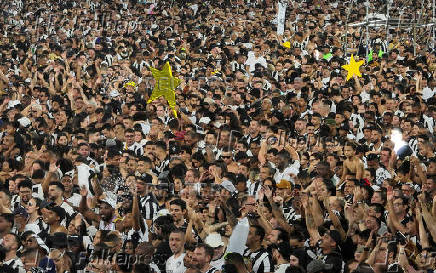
[277,0,287,35]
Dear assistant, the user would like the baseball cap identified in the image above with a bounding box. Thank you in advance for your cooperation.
[106,138,117,148]
[324,230,342,248]
[110,90,120,98]
[47,205,66,221]
[13,207,28,218]
[199,117,211,124]
[307,259,333,273]
[221,180,237,194]
[205,233,225,248]
[17,117,31,128]
[99,194,117,209]
[387,263,404,273]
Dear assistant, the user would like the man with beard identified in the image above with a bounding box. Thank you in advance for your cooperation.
[47,182,75,219]
[43,205,67,235]
[78,186,117,231]
[243,120,262,145]
[0,214,14,242]
[152,141,170,175]
[166,229,186,273]
[318,230,344,273]
[243,225,272,273]
[155,178,171,210]
[11,180,33,211]
[2,233,25,273]
[270,242,291,273]
[61,174,81,208]
[192,243,218,273]
[169,199,188,230]
[274,150,300,184]
[77,142,100,173]
[183,244,197,270]
[137,175,158,227]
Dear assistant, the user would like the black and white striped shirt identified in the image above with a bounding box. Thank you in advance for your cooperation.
[243,247,272,273]
[4,257,25,273]
[204,266,219,273]
[140,193,158,220]
[283,200,301,223]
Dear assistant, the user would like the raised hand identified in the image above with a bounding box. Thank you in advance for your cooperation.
[80,186,88,197]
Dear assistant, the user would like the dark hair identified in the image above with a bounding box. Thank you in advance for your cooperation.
[154,141,167,151]
[285,265,306,273]
[170,228,185,237]
[8,232,21,249]
[289,231,306,242]
[222,264,238,273]
[154,215,175,240]
[169,199,186,211]
[116,253,134,272]
[31,169,45,179]
[18,179,33,190]
[0,213,14,226]
[195,243,214,262]
[251,225,266,242]
[224,252,245,267]
[275,228,290,243]
[49,181,65,192]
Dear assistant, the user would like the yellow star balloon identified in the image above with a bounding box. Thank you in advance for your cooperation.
[342,54,364,81]
[147,62,180,117]
[282,41,291,49]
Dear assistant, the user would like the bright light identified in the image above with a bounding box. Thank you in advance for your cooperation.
[391,129,406,153]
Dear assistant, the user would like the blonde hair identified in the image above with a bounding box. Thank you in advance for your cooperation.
[49,249,72,271]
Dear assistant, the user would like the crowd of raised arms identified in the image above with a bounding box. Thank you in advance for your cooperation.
[0,0,435,273]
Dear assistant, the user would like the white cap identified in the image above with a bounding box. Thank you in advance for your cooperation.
[7,100,21,109]
[371,185,381,192]
[110,90,120,98]
[99,194,117,209]
[205,232,225,248]
[18,116,31,128]
[199,117,211,124]
[221,180,237,194]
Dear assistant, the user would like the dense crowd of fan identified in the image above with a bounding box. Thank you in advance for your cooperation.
[0,0,435,273]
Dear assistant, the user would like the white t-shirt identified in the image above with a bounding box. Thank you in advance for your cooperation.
[166,253,186,273]
[66,193,82,207]
[274,161,300,183]
[245,52,267,73]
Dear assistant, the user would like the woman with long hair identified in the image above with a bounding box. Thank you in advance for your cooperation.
[24,197,48,239]
[49,249,72,273]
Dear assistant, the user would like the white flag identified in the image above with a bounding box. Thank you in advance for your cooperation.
[277,1,287,35]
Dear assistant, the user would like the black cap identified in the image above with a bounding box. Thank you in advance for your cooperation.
[47,206,66,221]
[325,230,342,248]
[367,153,379,161]
[47,232,68,249]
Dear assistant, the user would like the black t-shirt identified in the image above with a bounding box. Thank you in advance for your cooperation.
[323,251,344,273]
[153,240,172,272]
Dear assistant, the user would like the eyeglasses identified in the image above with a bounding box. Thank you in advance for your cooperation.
[221,156,232,159]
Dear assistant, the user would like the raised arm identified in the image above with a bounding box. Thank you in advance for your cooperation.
[78,186,100,223]
[325,197,346,241]
[386,190,407,234]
